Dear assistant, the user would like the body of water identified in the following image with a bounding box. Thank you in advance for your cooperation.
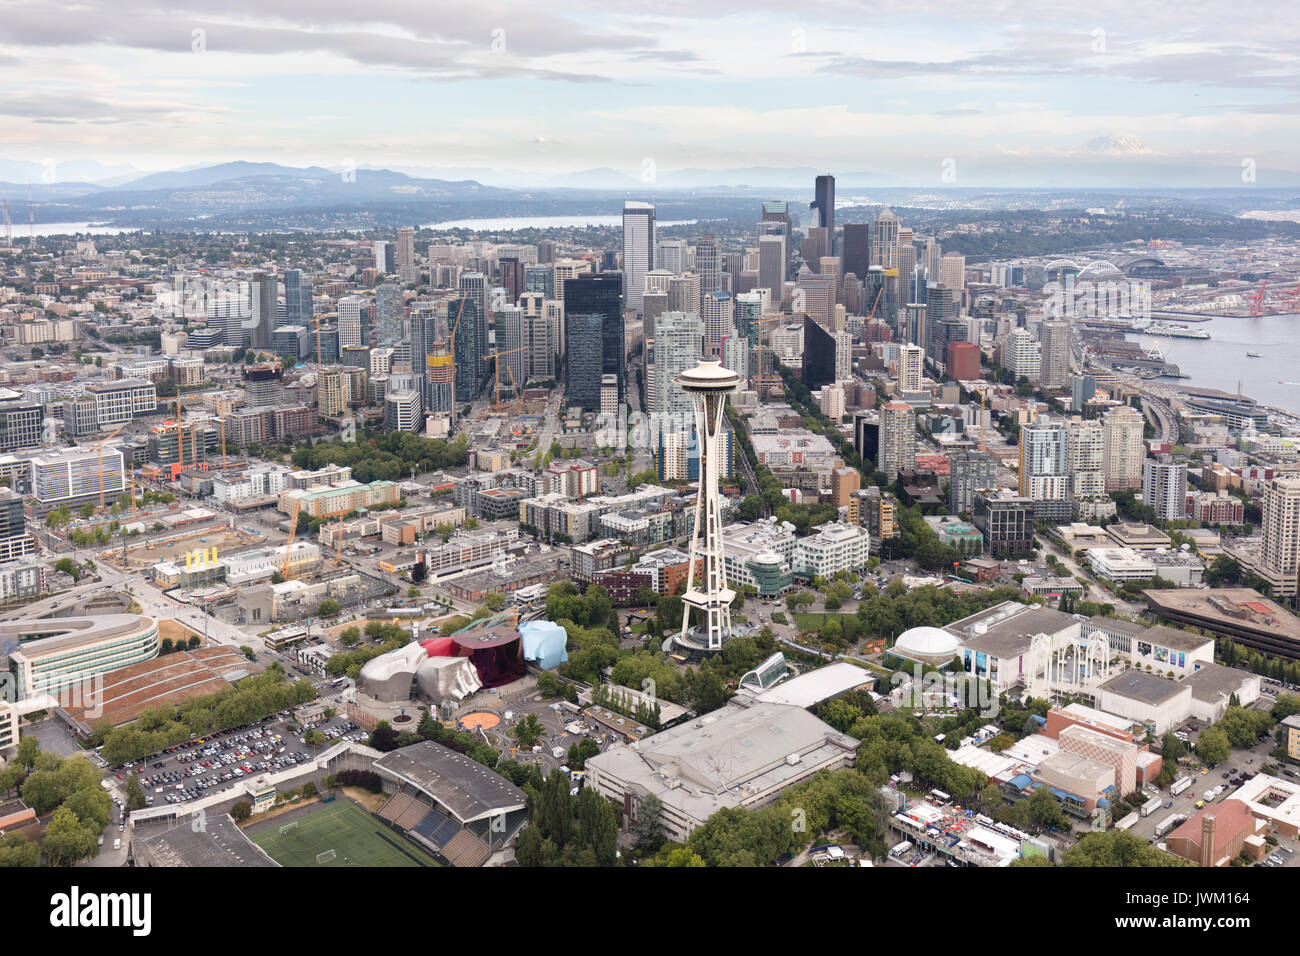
[1137,312,1300,414]
[424,215,697,231]
[23,221,142,237]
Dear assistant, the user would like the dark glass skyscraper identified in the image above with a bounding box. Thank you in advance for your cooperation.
[842,223,869,281]
[563,272,623,410]
[810,174,835,235]
[450,295,486,401]
[524,264,555,299]
[802,315,836,389]
[284,269,311,327]
[251,272,278,350]
[499,257,524,305]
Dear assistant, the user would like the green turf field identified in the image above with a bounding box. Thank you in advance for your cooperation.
[249,801,439,867]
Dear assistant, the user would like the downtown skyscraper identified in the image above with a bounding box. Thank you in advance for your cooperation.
[810,174,835,236]
[622,201,656,315]
[564,273,623,410]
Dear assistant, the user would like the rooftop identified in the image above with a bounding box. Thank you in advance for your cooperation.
[133,815,278,867]
[1098,669,1187,705]
[1183,662,1257,703]
[372,740,527,824]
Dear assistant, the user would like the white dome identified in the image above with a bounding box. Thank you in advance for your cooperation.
[894,626,960,659]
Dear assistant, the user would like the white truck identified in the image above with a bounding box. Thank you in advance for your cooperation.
[1170,776,1193,796]
[1115,811,1140,831]
[1154,814,1186,838]
[1141,795,1162,817]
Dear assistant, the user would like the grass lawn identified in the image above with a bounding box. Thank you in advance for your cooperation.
[793,612,856,631]
[248,800,439,867]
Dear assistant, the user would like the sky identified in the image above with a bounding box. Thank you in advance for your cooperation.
[1,0,1299,185]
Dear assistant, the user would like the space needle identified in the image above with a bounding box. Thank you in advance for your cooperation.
[674,359,741,653]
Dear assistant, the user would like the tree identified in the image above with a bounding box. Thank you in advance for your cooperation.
[1025,785,1065,830]
[318,599,341,617]
[483,591,507,612]
[631,792,664,846]
[513,714,544,748]
[575,787,619,866]
[1161,731,1186,763]
[567,738,601,770]
[407,586,421,599]
[41,807,98,866]
[1196,726,1231,766]
[0,832,39,867]
[239,645,255,661]
[15,736,39,769]
[979,783,1003,816]
[79,502,95,519]
[230,801,252,823]
[304,729,325,747]
[339,627,360,647]
[54,557,82,581]
[125,773,147,812]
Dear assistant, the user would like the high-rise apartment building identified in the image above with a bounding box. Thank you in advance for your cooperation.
[337,296,365,348]
[702,291,734,348]
[939,253,965,307]
[653,311,705,422]
[1004,326,1042,381]
[948,448,996,515]
[1102,405,1145,491]
[1143,458,1188,523]
[396,227,415,269]
[1039,319,1071,389]
[879,402,917,480]
[1257,476,1300,597]
[374,282,404,348]
[898,343,924,392]
[1067,417,1106,499]
[1018,420,1070,520]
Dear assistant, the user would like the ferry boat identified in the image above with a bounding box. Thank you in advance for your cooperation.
[1247,351,1262,358]
[1143,323,1210,340]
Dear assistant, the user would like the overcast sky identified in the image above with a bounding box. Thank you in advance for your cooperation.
[1,0,1298,182]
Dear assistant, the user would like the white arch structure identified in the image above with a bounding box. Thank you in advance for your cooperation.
[1025,631,1112,700]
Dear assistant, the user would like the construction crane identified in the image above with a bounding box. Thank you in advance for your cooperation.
[481,346,528,409]
[280,498,303,581]
[218,406,228,469]
[751,313,789,401]
[94,426,125,511]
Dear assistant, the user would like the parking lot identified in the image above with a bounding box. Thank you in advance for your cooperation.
[107,711,367,810]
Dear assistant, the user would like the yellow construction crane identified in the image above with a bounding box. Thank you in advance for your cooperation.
[218,407,228,470]
[94,425,124,511]
[750,313,789,400]
[481,346,528,409]
[280,498,303,581]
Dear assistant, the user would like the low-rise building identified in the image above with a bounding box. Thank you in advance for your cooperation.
[585,701,860,843]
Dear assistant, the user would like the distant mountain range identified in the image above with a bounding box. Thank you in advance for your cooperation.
[2,153,1299,232]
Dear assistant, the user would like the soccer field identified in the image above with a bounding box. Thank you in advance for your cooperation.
[249,801,440,867]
